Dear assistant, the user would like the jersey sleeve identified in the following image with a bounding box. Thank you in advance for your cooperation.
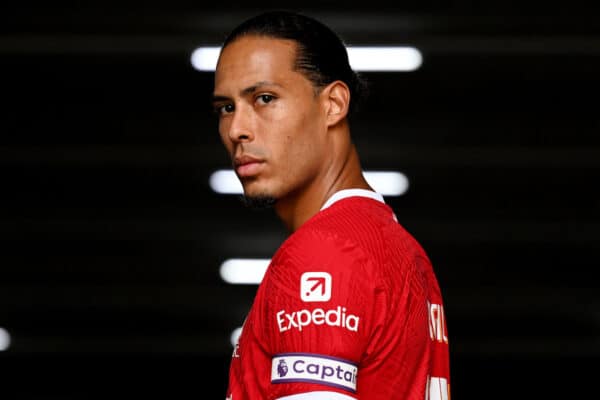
[250,228,385,399]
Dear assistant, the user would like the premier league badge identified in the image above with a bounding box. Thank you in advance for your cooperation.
[277,359,288,377]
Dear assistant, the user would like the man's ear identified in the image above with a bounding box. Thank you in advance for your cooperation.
[322,80,350,127]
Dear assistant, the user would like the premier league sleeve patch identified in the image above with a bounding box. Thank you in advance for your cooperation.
[271,353,358,393]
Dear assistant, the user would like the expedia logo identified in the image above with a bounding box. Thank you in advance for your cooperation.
[271,353,358,393]
[276,306,359,332]
[300,272,331,302]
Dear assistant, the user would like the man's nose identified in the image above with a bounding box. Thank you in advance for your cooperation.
[228,106,254,143]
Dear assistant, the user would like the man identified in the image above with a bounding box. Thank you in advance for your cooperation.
[212,10,450,400]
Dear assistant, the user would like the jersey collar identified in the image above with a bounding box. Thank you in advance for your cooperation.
[320,189,385,211]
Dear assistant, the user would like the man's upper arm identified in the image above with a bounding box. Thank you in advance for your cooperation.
[254,229,382,399]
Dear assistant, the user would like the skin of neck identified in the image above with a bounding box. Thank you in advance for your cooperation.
[274,119,372,232]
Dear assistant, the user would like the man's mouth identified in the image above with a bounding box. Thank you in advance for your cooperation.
[234,155,264,178]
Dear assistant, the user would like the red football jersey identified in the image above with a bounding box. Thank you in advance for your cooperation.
[226,190,450,400]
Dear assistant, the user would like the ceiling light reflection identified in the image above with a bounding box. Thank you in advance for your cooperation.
[0,327,11,351]
[209,169,409,196]
[191,46,422,72]
[220,258,270,284]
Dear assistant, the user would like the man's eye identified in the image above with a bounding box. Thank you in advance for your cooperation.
[215,104,234,115]
[257,94,274,105]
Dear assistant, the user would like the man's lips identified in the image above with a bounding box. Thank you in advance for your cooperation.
[234,155,264,178]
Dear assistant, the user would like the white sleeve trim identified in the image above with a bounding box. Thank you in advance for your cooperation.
[276,391,357,400]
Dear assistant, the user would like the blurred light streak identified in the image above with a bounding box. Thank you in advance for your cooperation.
[0,327,11,351]
[230,327,242,347]
[191,46,422,72]
[210,169,409,196]
[347,46,422,71]
[220,258,270,284]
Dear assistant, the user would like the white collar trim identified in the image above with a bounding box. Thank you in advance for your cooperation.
[320,189,385,211]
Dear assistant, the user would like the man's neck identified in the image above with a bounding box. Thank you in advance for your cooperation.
[275,144,372,232]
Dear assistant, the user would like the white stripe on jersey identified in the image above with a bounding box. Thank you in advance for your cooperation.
[277,391,357,400]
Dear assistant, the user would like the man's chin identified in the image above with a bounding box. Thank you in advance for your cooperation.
[240,195,277,210]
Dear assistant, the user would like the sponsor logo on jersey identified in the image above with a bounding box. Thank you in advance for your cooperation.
[271,353,358,393]
[300,272,332,302]
[276,306,360,332]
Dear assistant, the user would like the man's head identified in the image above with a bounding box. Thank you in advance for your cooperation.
[220,11,367,117]
[212,11,367,212]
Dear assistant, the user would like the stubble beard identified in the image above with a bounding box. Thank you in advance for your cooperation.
[239,194,277,210]
[237,174,277,209]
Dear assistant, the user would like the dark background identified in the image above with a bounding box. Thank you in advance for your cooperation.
[2,1,599,399]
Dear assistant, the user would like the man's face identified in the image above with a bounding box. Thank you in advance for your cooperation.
[212,35,328,204]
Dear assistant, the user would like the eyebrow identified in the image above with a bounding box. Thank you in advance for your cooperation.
[212,80,282,103]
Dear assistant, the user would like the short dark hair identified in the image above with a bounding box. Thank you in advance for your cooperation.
[221,10,369,116]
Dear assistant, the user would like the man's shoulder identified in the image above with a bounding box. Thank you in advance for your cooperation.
[312,196,393,234]
[271,196,431,274]
[270,219,374,276]
[311,196,420,251]
[275,221,366,260]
